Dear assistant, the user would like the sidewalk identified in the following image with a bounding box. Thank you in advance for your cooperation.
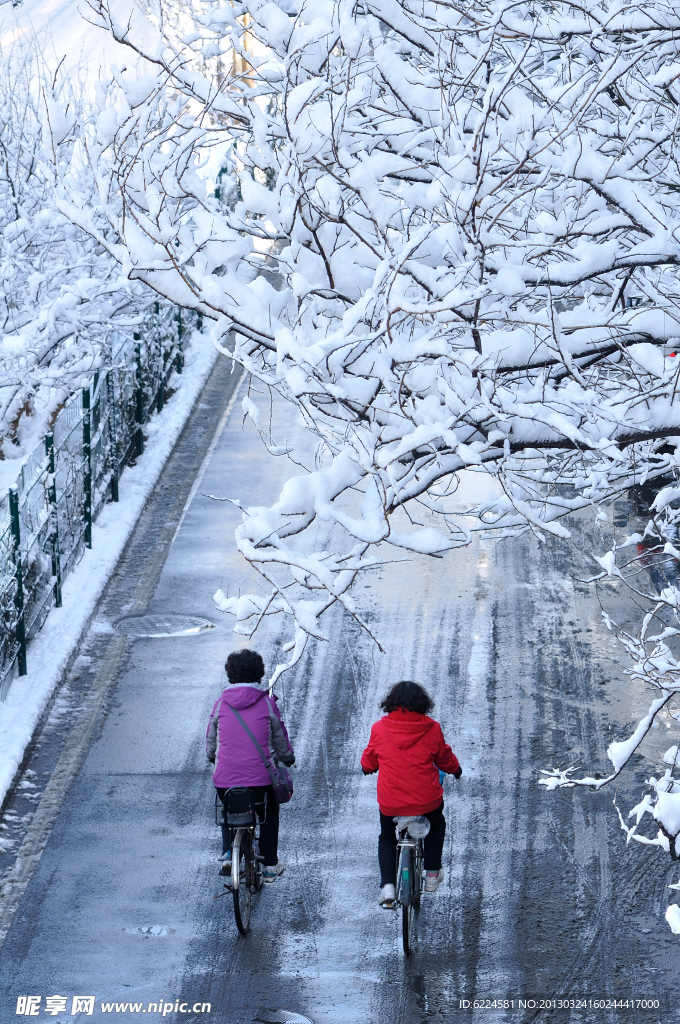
[0,333,220,810]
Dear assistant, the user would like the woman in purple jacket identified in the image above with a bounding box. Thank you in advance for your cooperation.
[206,649,294,882]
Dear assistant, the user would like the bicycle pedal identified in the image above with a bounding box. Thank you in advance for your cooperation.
[381,900,397,910]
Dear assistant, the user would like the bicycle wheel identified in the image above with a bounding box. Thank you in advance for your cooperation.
[252,837,264,892]
[231,829,252,935]
[399,846,414,955]
[413,840,424,913]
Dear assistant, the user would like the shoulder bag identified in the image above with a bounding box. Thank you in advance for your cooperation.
[229,705,294,804]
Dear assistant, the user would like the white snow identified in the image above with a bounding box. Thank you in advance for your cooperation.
[654,791,680,838]
[652,487,680,513]
[0,332,219,809]
[666,904,680,934]
[594,550,621,578]
[618,533,644,548]
[607,696,669,772]
[0,0,153,78]
[6,0,680,912]
[123,925,177,937]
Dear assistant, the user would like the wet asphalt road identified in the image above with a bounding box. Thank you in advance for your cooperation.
[1,357,680,1024]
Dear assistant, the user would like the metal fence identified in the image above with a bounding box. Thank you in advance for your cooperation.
[0,302,196,698]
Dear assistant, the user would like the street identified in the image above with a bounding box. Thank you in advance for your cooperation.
[1,353,680,1024]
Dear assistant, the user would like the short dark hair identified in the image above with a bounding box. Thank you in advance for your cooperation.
[380,680,434,715]
[225,649,265,684]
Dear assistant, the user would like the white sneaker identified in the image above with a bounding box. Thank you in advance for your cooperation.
[424,869,444,893]
[218,852,232,876]
[379,883,396,907]
[262,861,285,883]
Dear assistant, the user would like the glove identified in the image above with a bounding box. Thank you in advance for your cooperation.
[362,767,377,775]
[454,766,462,780]
[207,756,215,764]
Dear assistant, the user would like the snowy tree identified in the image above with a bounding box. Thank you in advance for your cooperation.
[64,0,680,863]
[0,38,149,459]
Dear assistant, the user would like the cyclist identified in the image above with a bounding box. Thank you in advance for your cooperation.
[361,680,462,907]
[206,649,294,883]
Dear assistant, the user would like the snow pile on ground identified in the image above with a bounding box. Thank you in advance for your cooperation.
[666,905,680,934]
[0,332,218,809]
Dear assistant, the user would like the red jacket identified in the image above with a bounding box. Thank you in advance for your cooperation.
[361,710,460,816]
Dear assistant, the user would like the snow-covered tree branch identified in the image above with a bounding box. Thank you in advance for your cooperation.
[62,0,680,696]
[539,493,680,872]
[0,38,152,459]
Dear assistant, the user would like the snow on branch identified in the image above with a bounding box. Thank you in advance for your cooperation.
[0,37,150,457]
[539,495,680,906]
[60,0,680,654]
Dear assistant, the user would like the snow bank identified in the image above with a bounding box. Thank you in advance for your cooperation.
[0,333,219,809]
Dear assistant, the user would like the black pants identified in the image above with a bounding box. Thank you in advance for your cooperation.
[216,785,279,867]
[378,803,446,886]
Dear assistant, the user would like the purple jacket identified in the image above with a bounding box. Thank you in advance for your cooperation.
[206,682,294,788]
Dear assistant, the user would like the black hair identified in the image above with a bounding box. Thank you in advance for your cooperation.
[225,649,265,684]
[380,680,434,715]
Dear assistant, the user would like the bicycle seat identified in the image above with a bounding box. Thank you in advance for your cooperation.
[224,787,257,826]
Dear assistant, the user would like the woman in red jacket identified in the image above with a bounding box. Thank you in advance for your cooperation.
[361,680,462,906]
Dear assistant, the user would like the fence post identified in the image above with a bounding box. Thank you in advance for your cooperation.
[175,310,183,374]
[45,434,62,607]
[107,370,119,502]
[135,334,144,456]
[156,311,165,412]
[9,487,27,677]
[82,387,92,549]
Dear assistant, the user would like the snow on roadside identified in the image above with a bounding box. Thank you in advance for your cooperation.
[0,332,219,809]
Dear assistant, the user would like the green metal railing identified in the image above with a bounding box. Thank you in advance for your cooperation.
[0,303,194,698]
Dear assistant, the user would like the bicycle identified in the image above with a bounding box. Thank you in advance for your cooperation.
[395,817,426,955]
[214,787,265,934]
